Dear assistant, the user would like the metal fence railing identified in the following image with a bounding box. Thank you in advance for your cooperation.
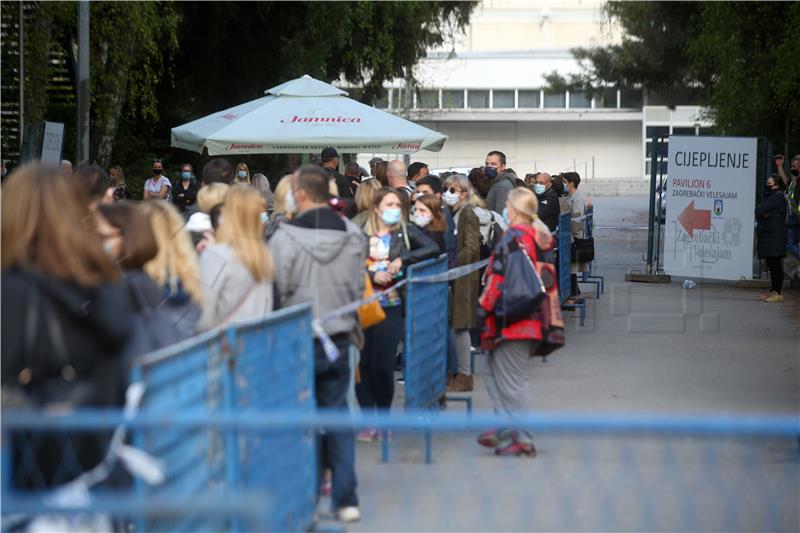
[558,212,586,325]
[1,304,319,533]
[580,205,605,297]
[3,409,798,532]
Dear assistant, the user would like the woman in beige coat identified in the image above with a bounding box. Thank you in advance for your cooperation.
[442,174,481,392]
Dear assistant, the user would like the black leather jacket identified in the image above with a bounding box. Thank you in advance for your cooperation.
[387,221,440,265]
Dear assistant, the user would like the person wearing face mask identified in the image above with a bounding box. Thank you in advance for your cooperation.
[532,172,560,232]
[235,162,251,185]
[412,194,447,254]
[755,174,789,303]
[269,165,367,523]
[2,164,134,488]
[357,188,438,430]
[173,163,200,215]
[143,159,171,201]
[484,150,519,214]
[442,174,482,393]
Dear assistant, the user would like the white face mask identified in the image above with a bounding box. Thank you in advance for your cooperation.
[411,213,432,228]
[284,189,297,214]
[442,190,460,207]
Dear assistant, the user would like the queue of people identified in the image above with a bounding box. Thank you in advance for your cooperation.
[1,146,579,523]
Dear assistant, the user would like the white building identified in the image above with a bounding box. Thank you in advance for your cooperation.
[357,0,710,183]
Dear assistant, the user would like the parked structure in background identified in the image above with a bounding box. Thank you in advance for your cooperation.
[354,0,711,181]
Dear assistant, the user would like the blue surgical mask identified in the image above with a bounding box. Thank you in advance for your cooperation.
[502,207,510,225]
[484,166,498,179]
[238,170,247,179]
[381,208,402,225]
[181,171,191,180]
[260,211,269,224]
[533,183,546,195]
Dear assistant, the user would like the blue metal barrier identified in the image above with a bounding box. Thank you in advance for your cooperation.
[403,256,449,410]
[558,212,586,325]
[579,206,605,296]
[1,304,318,533]
[389,255,449,463]
[4,409,798,532]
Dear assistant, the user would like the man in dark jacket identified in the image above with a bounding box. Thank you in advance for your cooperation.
[533,172,560,232]
[269,164,365,522]
[321,147,352,199]
[484,150,518,213]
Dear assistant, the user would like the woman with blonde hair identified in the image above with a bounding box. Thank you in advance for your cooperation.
[265,173,294,240]
[350,178,380,227]
[357,188,438,439]
[235,162,251,185]
[2,164,135,487]
[441,173,481,392]
[143,201,204,336]
[2,163,132,405]
[186,182,229,246]
[109,166,129,201]
[197,185,274,331]
[477,187,557,457]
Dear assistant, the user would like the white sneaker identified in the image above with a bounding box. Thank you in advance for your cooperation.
[337,506,361,523]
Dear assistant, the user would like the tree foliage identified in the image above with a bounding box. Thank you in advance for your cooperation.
[4,1,475,190]
[545,1,799,149]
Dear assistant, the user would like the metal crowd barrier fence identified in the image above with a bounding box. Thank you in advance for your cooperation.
[558,212,586,325]
[385,255,449,463]
[579,205,605,297]
[2,304,318,533]
[3,409,797,532]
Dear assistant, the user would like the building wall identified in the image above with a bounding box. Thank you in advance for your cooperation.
[417,120,643,180]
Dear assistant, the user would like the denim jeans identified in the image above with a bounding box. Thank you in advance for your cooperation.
[314,335,358,509]
[786,220,799,260]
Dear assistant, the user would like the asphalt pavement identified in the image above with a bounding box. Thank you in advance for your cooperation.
[337,196,799,531]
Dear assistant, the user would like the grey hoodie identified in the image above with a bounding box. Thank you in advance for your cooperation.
[486,170,517,213]
[270,218,367,337]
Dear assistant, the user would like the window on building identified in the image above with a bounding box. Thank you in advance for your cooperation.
[392,88,408,109]
[493,90,514,109]
[672,127,696,136]
[599,88,618,109]
[467,90,489,109]
[416,89,438,109]
[569,90,591,108]
[442,89,465,109]
[699,127,715,136]
[518,90,540,108]
[543,91,566,108]
[619,89,643,109]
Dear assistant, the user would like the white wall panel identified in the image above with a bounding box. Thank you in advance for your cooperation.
[416,121,642,179]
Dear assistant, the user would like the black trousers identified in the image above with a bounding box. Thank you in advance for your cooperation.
[357,305,403,410]
[766,257,783,294]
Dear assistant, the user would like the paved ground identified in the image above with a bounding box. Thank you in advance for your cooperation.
[334,197,799,531]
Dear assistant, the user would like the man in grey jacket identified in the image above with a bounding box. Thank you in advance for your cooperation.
[269,164,366,523]
[485,150,518,214]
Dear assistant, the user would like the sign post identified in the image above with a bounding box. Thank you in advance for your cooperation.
[663,136,757,280]
[40,121,65,166]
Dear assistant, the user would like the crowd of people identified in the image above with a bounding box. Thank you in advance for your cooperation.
[2,148,590,522]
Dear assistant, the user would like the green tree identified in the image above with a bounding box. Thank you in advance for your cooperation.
[545,1,799,150]
[689,2,800,145]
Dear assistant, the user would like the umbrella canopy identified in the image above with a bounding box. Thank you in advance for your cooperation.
[171,75,448,155]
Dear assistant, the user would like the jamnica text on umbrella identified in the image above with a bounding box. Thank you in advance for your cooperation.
[281,115,362,124]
